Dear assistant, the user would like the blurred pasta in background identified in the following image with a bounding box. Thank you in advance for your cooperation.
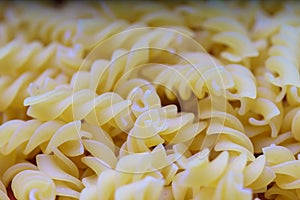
[1,0,300,200]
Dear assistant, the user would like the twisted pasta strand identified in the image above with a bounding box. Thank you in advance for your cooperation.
[202,17,258,62]
[265,25,300,103]
[0,119,91,156]
[11,170,56,200]
[24,86,132,129]
[0,38,86,76]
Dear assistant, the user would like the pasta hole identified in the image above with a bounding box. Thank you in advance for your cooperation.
[208,44,227,57]
[157,87,181,112]
[255,114,264,121]
[26,157,37,166]
[254,153,263,158]
[228,87,238,94]
[229,100,241,109]
[7,183,17,200]
[272,71,280,78]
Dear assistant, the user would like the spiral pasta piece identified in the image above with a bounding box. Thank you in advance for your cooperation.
[282,107,300,143]
[238,96,281,138]
[252,131,300,155]
[265,25,300,103]
[4,1,101,46]
[0,39,56,75]
[0,69,68,125]
[36,152,83,198]
[263,145,300,199]
[81,149,167,200]
[24,86,132,129]
[2,162,38,188]
[173,148,274,199]
[141,61,234,100]
[81,139,117,176]
[11,170,56,200]
[74,19,132,51]
[202,17,258,62]
[0,68,68,112]
[1,1,300,199]
[264,145,300,190]
[225,64,257,101]
[122,105,207,154]
[0,37,86,76]
[207,121,255,161]
[114,176,164,200]
[252,6,300,40]
[0,119,92,156]
[114,78,162,117]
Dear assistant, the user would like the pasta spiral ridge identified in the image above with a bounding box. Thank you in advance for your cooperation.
[172,148,275,200]
[11,170,56,200]
[23,86,133,131]
[35,150,84,199]
[1,1,300,199]
[141,55,233,100]
[0,68,67,112]
[265,25,300,103]
[263,145,300,199]
[202,16,259,62]
[80,148,170,200]
[0,180,9,200]
[0,38,85,76]
[0,119,92,157]
[80,170,164,200]
[120,105,207,155]
[4,2,101,45]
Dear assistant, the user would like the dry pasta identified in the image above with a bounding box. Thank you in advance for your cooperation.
[1,1,300,200]
[0,38,85,76]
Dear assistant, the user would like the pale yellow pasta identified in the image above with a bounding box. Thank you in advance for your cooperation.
[0,68,68,112]
[24,87,132,129]
[36,152,83,198]
[2,1,300,200]
[263,145,300,199]
[11,170,56,200]
[114,176,164,200]
[4,2,101,46]
[0,38,85,76]
[81,139,117,176]
[202,17,258,62]
[225,64,257,101]
[0,120,106,161]
[2,162,38,188]
[252,7,300,40]
[141,62,233,100]
[0,180,9,200]
[172,149,275,199]
[80,150,168,200]
[266,25,300,102]
[121,105,206,154]
[207,121,255,160]
[74,19,134,51]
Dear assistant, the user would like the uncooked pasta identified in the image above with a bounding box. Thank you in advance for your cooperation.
[1,1,300,200]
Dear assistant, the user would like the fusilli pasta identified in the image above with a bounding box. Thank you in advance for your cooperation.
[1,1,300,200]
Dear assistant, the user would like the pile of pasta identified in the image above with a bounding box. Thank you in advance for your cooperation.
[1,1,300,200]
